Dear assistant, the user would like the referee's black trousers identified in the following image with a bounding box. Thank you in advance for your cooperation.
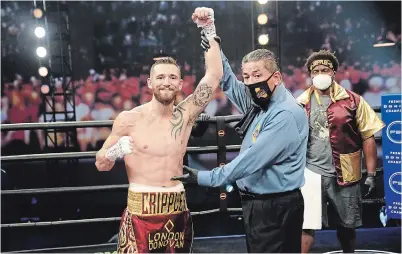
[240,189,304,253]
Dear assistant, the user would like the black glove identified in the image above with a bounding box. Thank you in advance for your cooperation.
[170,165,198,184]
[364,173,376,198]
[200,30,221,52]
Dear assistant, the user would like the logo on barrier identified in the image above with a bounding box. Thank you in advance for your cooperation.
[389,172,402,195]
[220,193,227,200]
[218,130,225,137]
[386,121,402,144]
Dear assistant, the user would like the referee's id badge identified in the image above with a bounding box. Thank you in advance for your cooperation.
[251,124,261,143]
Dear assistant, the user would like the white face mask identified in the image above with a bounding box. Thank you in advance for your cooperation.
[312,74,332,90]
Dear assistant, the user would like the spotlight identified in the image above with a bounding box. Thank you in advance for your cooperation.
[38,67,48,77]
[36,47,47,58]
[257,14,268,25]
[40,84,50,95]
[258,0,268,4]
[258,34,269,45]
[373,39,396,48]
[34,27,46,38]
[33,8,43,19]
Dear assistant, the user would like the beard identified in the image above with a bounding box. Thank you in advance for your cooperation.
[153,88,178,106]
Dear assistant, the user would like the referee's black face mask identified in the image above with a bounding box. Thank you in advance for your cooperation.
[245,72,276,110]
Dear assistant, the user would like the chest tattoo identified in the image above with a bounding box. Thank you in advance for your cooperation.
[170,105,186,140]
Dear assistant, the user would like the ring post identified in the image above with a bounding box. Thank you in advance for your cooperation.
[216,116,228,213]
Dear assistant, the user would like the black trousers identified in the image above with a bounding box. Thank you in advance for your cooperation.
[240,189,304,253]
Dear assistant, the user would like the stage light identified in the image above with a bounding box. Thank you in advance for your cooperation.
[257,14,268,25]
[40,84,50,95]
[34,27,46,38]
[33,8,43,19]
[258,34,269,45]
[38,67,48,77]
[258,0,268,4]
[36,47,47,57]
[373,39,396,48]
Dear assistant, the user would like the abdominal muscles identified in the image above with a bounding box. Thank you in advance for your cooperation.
[124,129,189,187]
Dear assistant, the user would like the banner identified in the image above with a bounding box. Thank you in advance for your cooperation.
[381,94,402,220]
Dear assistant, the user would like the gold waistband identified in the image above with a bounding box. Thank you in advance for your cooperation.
[127,189,188,216]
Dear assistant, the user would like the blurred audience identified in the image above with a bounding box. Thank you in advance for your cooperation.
[280,1,401,102]
[1,1,400,153]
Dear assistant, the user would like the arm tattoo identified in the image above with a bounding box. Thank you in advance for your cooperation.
[170,105,186,140]
[187,83,213,125]
[193,83,213,108]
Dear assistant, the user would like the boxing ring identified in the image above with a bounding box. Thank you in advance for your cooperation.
[1,107,401,253]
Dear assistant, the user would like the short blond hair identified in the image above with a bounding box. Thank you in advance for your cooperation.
[150,57,181,77]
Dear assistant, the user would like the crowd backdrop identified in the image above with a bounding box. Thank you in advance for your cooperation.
[1,1,401,251]
[2,1,401,155]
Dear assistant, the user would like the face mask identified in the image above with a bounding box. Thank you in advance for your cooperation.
[246,72,276,109]
[312,74,332,90]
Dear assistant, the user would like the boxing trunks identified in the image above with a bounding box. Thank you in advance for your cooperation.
[117,183,193,253]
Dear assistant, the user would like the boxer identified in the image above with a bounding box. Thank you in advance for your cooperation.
[95,7,223,253]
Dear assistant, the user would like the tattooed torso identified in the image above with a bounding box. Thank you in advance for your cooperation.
[120,104,192,187]
[116,81,214,187]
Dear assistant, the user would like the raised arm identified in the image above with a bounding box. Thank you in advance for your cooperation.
[179,7,223,124]
[198,14,252,114]
[95,112,134,171]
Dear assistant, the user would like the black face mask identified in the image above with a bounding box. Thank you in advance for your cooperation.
[245,72,276,110]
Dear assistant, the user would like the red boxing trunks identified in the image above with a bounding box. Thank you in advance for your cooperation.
[117,183,193,253]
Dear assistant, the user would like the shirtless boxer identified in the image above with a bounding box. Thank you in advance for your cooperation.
[95,7,222,253]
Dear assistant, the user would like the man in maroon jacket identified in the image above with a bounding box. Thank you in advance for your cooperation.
[297,50,385,253]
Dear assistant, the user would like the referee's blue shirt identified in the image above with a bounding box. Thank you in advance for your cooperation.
[197,52,308,194]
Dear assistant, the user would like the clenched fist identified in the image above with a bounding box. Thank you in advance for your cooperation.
[191,7,216,39]
[191,7,214,28]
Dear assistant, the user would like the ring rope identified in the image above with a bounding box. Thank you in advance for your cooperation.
[1,115,243,131]
[1,199,386,229]
[1,145,242,162]
[191,208,243,215]
[1,120,113,131]
[1,208,243,228]
[1,167,383,195]
[1,217,121,228]
[0,137,382,162]
[1,184,129,195]
[11,243,117,253]
[0,106,381,131]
